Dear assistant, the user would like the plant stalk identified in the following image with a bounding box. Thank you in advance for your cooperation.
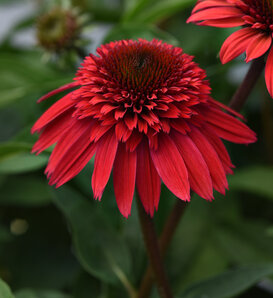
[138,200,187,298]
[136,198,173,298]
[229,56,265,111]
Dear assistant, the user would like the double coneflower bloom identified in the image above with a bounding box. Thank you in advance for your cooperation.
[188,0,273,97]
[32,39,256,217]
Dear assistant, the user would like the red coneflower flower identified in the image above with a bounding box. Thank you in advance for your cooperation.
[187,0,273,97]
[32,39,256,217]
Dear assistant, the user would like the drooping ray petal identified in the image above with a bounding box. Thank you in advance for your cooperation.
[54,142,96,187]
[136,139,161,216]
[200,17,245,27]
[45,118,92,174]
[150,134,190,201]
[32,93,75,133]
[187,7,243,23]
[37,82,79,103]
[208,97,245,120]
[171,130,213,200]
[246,33,272,62]
[113,143,137,218]
[265,46,273,97]
[199,125,234,174]
[189,126,228,194]
[204,107,257,143]
[220,28,258,64]
[47,119,93,181]
[32,109,73,154]
[92,130,118,200]
[192,0,236,13]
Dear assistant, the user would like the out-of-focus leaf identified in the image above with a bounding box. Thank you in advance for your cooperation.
[267,226,273,237]
[229,166,273,200]
[1,204,80,289]
[167,198,212,289]
[178,264,273,298]
[176,239,229,291]
[0,224,13,243]
[122,0,195,23]
[0,142,48,174]
[0,176,51,206]
[72,272,101,298]
[53,186,132,285]
[103,23,179,45]
[0,52,73,109]
[15,289,71,298]
[87,0,122,21]
[0,278,14,298]
[213,219,273,264]
[122,0,149,21]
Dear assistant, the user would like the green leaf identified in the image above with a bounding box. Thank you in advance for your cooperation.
[52,186,132,285]
[229,166,273,200]
[15,289,71,298]
[0,278,14,298]
[122,0,195,23]
[0,52,73,109]
[0,142,48,174]
[176,239,228,291]
[0,224,13,243]
[178,264,273,298]
[213,219,273,264]
[0,176,52,206]
[103,23,179,46]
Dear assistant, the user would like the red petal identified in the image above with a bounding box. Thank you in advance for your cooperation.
[205,107,256,143]
[32,93,75,133]
[189,126,228,194]
[54,142,96,187]
[171,131,213,200]
[37,82,79,103]
[46,119,91,177]
[150,134,190,201]
[208,97,245,121]
[246,33,271,62]
[220,28,258,64]
[124,113,138,130]
[200,125,234,174]
[113,143,137,218]
[171,119,191,134]
[92,131,118,200]
[200,17,245,28]
[187,7,243,23]
[136,140,161,217]
[125,131,143,152]
[48,122,96,187]
[32,109,73,154]
[265,46,273,98]
[89,122,112,142]
[115,121,132,141]
[192,0,236,13]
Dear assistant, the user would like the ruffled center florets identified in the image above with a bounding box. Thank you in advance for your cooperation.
[240,0,273,30]
[74,39,211,147]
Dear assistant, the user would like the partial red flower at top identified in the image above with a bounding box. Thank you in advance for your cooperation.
[187,0,273,97]
[32,39,256,217]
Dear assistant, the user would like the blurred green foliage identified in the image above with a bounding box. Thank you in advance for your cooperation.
[0,0,273,297]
